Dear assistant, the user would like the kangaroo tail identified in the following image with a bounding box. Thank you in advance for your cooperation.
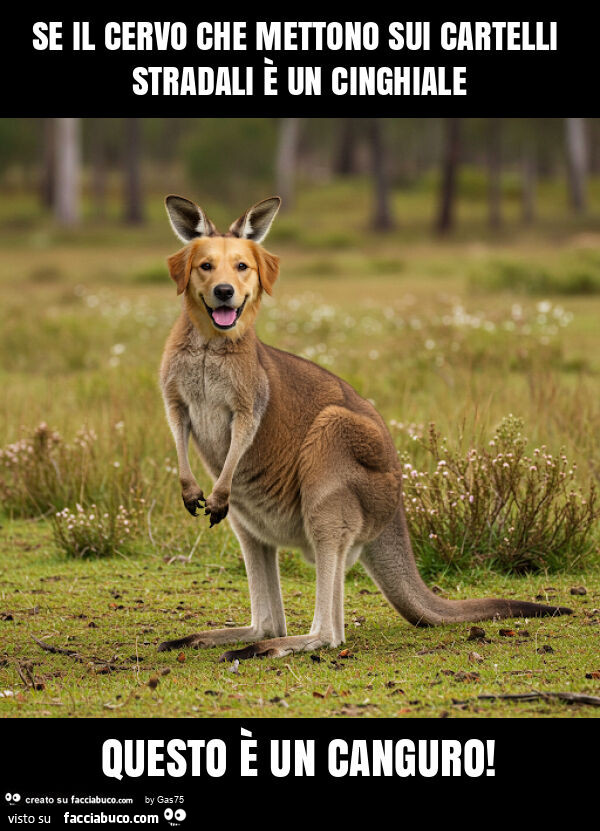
[360,507,572,625]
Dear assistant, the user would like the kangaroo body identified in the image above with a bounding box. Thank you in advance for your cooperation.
[158,195,571,661]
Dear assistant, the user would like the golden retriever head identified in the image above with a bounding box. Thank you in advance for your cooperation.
[165,195,280,341]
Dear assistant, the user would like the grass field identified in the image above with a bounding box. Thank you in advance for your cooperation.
[1,179,600,718]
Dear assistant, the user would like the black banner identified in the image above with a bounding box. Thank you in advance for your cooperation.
[4,11,598,115]
[2,717,595,818]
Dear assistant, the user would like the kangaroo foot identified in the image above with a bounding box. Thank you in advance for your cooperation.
[219,632,340,662]
[158,626,262,652]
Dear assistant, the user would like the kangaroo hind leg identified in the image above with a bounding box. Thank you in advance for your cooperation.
[219,489,361,661]
[158,521,286,652]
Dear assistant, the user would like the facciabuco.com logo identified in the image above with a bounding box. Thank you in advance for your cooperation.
[70,797,133,805]
[63,813,159,824]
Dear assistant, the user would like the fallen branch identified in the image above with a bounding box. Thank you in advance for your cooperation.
[477,691,600,707]
[15,661,35,687]
[31,635,80,658]
[31,636,129,671]
[14,660,45,691]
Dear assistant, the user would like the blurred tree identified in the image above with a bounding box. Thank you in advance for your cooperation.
[521,150,536,225]
[334,118,359,176]
[590,119,600,174]
[40,118,55,208]
[369,119,394,230]
[487,118,502,229]
[565,118,588,214]
[275,118,300,210]
[532,118,561,178]
[90,118,107,219]
[0,118,40,192]
[123,118,144,224]
[391,118,433,185]
[436,118,461,234]
[505,118,544,225]
[54,118,80,226]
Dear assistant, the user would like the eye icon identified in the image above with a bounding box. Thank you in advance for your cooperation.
[5,794,21,804]
[164,807,186,825]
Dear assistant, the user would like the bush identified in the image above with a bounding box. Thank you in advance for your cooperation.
[0,422,152,521]
[53,502,142,558]
[0,423,97,518]
[396,415,599,575]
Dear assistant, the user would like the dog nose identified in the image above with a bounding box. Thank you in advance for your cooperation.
[213,283,234,302]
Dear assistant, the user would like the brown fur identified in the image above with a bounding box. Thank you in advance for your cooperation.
[157,195,572,661]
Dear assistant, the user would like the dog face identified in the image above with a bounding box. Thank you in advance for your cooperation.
[165,196,280,341]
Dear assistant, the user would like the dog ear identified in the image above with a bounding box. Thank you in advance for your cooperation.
[165,195,216,243]
[229,196,281,244]
[252,244,280,296]
[167,246,194,296]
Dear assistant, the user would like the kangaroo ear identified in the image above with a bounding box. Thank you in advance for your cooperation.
[165,195,216,243]
[252,243,280,296]
[167,246,194,296]
[229,196,281,243]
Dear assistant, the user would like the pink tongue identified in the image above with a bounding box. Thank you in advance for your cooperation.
[212,307,237,327]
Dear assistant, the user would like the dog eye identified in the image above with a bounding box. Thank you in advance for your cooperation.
[237,262,248,271]
[200,262,212,271]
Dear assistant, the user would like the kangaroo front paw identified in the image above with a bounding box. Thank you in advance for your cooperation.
[204,491,229,527]
[182,488,205,517]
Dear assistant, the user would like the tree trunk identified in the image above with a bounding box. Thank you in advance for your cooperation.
[123,118,143,224]
[334,118,358,176]
[521,150,536,225]
[487,118,502,229]
[436,118,461,234]
[565,118,588,214]
[589,119,600,175]
[90,119,107,220]
[53,118,80,226]
[369,119,394,231]
[275,118,300,210]
[40,118,56,209]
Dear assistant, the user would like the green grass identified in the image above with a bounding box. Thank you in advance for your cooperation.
[1,521,599,718]
[1,178,600,717]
